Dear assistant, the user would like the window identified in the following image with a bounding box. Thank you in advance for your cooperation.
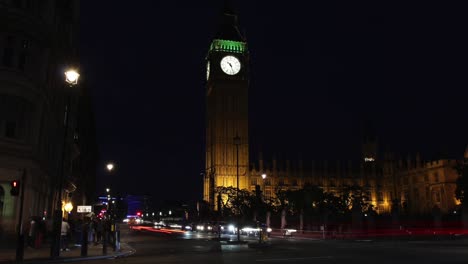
[264,178,271,186]
[5,121,16,138]
[434,172,439,183]
[435,191,441,203]
[0,186,4,216]
[424,174,429,182]
[291,179,298,186]
[278,179,284,186]
[403,177,409,185]
[377,191,384,202]
[18,52,26,70]
[3,36,14,67]
[250,178,257,186]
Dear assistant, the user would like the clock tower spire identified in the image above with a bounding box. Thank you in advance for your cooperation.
[204,5,249,209]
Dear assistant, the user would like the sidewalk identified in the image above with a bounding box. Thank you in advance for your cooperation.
[0,242,135,264]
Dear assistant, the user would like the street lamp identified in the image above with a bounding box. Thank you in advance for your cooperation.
[261,173,267,201]
[106,163,114,172]
[64,202,73,214]
[65,69,80,85]
[233,135,241,242]
[51,68,80,258]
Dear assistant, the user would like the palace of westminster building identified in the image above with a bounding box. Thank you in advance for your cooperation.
[203,7,462,216]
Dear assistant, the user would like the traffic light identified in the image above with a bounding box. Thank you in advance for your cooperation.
[136,211,142,217]
[10,180,20,196]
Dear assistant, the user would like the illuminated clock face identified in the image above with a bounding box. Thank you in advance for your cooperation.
[220,56,241,75]
[206,61,210,80]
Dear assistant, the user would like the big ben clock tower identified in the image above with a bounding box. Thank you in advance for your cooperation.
[204,6,249,208]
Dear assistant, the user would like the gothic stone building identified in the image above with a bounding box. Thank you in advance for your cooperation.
[203,7,460,216]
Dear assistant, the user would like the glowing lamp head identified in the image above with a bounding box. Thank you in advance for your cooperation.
[64,69,80,85]
[106,163,114,171]
[12,181,18,187]
[261,174,267,180]
[64,202,73,213]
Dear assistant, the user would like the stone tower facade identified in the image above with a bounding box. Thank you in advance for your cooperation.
[204,7,249,208]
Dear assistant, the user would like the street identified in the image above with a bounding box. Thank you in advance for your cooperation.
[82,225,468,264]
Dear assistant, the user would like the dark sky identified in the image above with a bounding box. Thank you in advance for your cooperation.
[81,1,467,203]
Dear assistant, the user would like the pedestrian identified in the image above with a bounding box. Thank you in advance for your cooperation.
[35,218,45,248]
[28,217,36,248]
[61,218,70,251]
[88,218,95,243]
[96,219,103,244]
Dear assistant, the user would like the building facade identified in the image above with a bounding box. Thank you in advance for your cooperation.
[204,7,249,207]
[203,7,461,215]
[0,0,97,238]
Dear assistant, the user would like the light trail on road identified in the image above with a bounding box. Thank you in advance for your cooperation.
[129,225,186,234]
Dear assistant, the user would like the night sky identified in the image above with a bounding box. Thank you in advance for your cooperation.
[80,2,467,204]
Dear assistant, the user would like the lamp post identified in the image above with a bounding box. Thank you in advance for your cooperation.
[51,69,80,258]
[261,173,267,201]
[259,173,267,243]
[233,135,241,242]
[106,163,114,217]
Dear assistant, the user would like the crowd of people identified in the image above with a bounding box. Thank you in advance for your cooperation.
[27,215,116,251]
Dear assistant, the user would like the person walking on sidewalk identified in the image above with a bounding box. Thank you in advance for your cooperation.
[96,219,103,244]
[61,218,71,251]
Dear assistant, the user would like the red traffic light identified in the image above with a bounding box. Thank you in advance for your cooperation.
[136,212,141,216]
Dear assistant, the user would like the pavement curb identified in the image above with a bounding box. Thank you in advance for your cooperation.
[1,243,136,264]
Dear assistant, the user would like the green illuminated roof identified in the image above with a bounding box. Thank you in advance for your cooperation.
[209,39,247,53]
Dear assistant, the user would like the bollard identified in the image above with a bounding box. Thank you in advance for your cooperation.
[115,230,120,251]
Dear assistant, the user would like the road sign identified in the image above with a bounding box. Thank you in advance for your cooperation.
[77,205,92,213]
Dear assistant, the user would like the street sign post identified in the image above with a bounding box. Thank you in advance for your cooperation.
[77,206,92,213]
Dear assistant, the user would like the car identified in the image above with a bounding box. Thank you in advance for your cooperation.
[193,222,216,233]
